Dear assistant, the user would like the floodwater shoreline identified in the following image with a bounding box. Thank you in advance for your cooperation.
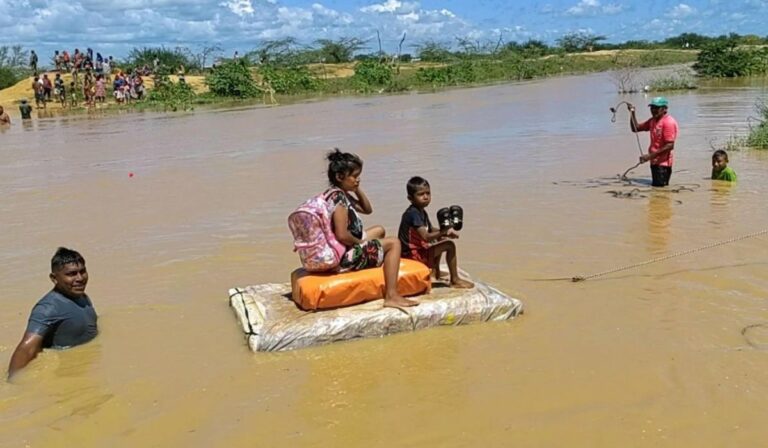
[0,49,699,122]
[1,68,768,447]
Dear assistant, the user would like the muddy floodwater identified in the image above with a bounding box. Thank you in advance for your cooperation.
[1,71,768,446]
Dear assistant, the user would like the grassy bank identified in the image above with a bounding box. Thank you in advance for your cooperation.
[276,49,698,94]
[0,49,698,118]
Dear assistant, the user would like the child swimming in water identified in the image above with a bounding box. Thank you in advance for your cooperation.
[325,148,417,308]
[712,150,737,182]
[398,176,474,288]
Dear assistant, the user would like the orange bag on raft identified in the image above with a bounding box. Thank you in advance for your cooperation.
[290,259,431,311]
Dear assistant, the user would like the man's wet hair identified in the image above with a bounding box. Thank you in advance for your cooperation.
[713,149,729,161]
[51,247,85,272]
[406,176,430,198]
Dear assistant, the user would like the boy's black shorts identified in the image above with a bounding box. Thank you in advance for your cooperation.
[650,165,672,187]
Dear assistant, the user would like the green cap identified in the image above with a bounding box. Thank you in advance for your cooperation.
[649,97,669,107]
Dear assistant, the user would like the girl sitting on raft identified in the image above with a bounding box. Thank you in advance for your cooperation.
[325,149,418,308]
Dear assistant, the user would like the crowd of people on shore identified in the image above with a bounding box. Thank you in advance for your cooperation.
[27,48,149,112]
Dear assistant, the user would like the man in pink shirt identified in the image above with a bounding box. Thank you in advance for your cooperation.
[628,97,678,187]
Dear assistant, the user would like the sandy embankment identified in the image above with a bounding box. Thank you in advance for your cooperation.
[0,72,208,118]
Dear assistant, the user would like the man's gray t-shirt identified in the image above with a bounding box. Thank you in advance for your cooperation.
[25,290,98,348]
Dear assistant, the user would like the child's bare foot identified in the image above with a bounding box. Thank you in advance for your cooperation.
[383,294,419,308]
[451,279,474,289]
[433,270,447,281]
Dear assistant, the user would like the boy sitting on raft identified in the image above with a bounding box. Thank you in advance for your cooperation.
[712,150,737,182]
[398,176,474,289]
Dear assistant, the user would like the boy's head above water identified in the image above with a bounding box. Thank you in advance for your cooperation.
[712,149,729,171]
[407,176,431,209]
[326,148,363,191]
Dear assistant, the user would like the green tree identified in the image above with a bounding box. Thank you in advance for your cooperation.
[0,45,29,89]
[693,40,767,77]
[205,59,261,97]
[0,45,28,68]
[258,65,318,93]
[126,46,198,73]
[353,60,393,86]
[148,76,197,111]
[662,32,712,49]
[247,38,317,66]
[414,41,453,62]
[315,38,366,63]
[0,67,19,89]
[557,32,606,52]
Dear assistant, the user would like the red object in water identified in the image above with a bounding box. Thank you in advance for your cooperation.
[129,172,134,178]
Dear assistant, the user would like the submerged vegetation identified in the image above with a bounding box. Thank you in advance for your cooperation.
[647,68,698,92]
[747,100,768,149]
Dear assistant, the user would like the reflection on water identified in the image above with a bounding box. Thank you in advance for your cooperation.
[1,72,768,446]
[647,192,673,254]
[709,182,734,229]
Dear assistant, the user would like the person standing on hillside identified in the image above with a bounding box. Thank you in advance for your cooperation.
[54,50,62,72]
[627,97,679,187]
[29,50,38,74]
[42,74,53,101]
[32,76,46,109]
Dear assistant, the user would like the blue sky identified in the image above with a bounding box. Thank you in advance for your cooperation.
[1,0,767,58]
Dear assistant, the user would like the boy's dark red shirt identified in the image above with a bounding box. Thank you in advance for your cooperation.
[398,205,433,264]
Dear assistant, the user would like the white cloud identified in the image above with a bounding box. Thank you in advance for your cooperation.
[667,3,696,18]
[397,12,419,22]
[360,0,417,14]
[1,0,767,60]
[221,0,254,16]
[602,3,625,14]
[565,0,625,16]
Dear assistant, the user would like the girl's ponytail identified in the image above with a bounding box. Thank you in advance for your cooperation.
[326,148,363,187]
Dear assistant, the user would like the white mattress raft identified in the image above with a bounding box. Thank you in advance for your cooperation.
[228,278,524,352]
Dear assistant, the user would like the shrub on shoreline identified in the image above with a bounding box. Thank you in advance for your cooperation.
[693,40,768,77]
[148,76,196,111]
[352,61,393,88]
[206,59,261,98]
[259,65,318,94]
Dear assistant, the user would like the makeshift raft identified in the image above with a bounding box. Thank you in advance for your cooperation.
[228,274,524,352]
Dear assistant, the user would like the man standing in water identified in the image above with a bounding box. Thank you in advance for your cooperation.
[628,97,678,187]
[19,99,33,120]
[7,248,98,380]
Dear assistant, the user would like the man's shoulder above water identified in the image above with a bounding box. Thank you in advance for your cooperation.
[27,290,97,348]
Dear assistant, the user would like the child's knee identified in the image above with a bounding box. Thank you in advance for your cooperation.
[367,225,385,239]
[381,237,400,253]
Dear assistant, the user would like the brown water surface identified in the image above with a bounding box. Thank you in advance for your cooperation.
[1,72,768,447]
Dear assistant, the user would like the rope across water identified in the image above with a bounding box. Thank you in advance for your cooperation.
[567,228,768,282]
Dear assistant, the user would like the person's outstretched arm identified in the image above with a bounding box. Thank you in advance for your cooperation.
[8,332,44,381]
